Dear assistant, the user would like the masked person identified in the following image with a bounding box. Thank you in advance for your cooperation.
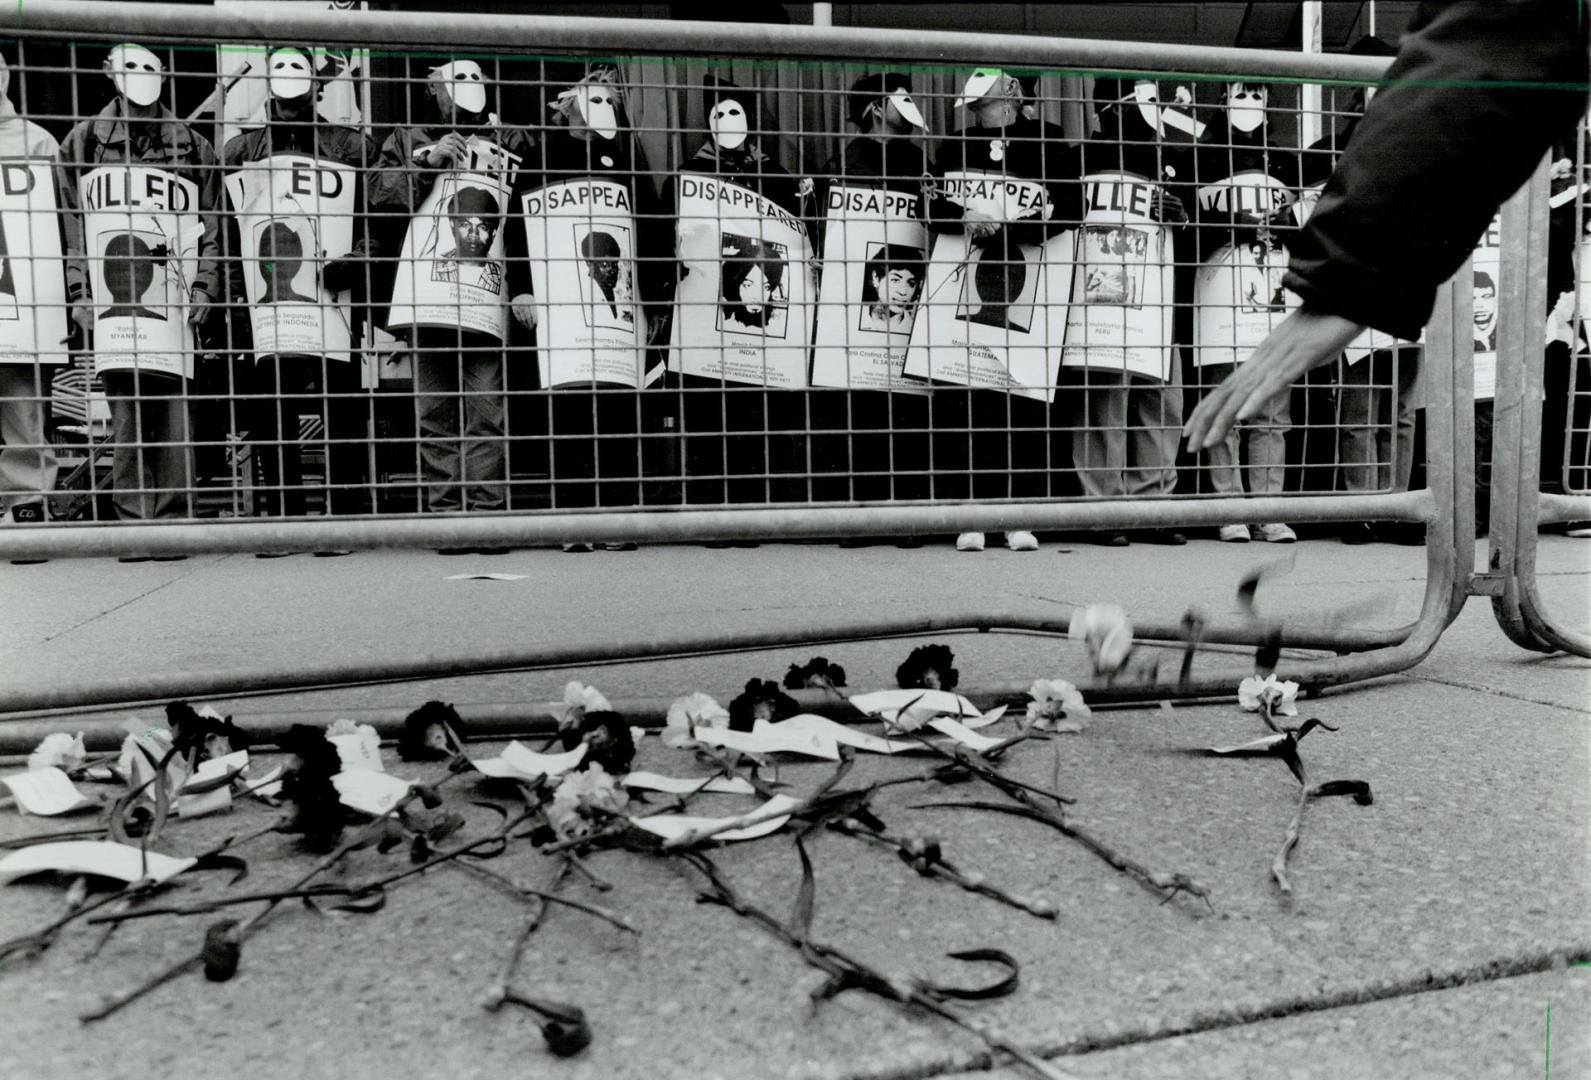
[57,44,221,544]
[223,47,378,534]
[1191,81,1300,544]
[506,68,667,551]
[808,73,932,547]
[0,54,67,535]
[1061,76,1190,547]
[924,69,1081,553]
[654,75,811,540]
[371,59,531,548]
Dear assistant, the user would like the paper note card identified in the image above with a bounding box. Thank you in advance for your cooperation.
[471,741,587,783]
[0,768,99,816]
[0,841,195,886]
[332,770,413,817]
[755,714,924,755]
[329,727,385,773]
[630,795,801,843]
[694,724,840,761]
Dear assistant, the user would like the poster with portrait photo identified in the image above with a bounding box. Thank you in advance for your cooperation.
[1469,212,1502,400]
[902,171,1071,403]
[1060,171,1173,382]
[1193,234,1291,368]
[215,3,370,150]
[224,153,356,361]
[810,184,930,392]
[78,165,201,379]
[0,160,68,364]
[669,174,813,388]
[387,135,519,342]
[520,178,645,388]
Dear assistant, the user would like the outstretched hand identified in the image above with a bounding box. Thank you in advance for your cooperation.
[1182,304,1364,450]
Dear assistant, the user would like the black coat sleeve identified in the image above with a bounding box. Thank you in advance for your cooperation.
[1283,0,1589,340]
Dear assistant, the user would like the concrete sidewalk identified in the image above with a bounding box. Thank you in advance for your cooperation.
[0,535,1587,1079]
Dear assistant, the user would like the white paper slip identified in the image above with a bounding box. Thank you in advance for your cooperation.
[175,786,232,818]
[182,750,250,792]
[754,714,924,755]
[926,717,1006,753]
[848,688,982,723]
[330,727,385,773]
[0,841,195,886]
[332,771,413,817]
[471,741,587,783]
[694,724,840,761]
[444,572,527,581]
[620,771,756,796]
[630,794,801,843]
[1208,734,1288,755]
[246,765,284,801]
[0,768,99,816]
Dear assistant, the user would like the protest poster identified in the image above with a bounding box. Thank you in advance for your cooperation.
[224,153,357,361]
[213,3,369,149]
[668,174,813,388]
[386,135,519,343]
[78,165,202,379]
[520,178,645,388]
[1192,170,1295,368]
[1469,212,1501,401]
[0,160,68,365]
[1059,170,1175,382]
[901,171,1071,403]
[810,184,930,392]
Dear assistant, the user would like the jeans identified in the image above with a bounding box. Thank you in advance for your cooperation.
[1199,362,1290,496]
[246,354,372,516]
[0,363,59,510]
[1065,370,1181,498]
[412,328,506,512]
[102,369,192,520]
[1338,347,1419,493]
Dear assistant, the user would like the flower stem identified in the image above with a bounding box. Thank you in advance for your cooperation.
[484,861,573,1010]
[452,860,636,934]
[1272,780,1309,896]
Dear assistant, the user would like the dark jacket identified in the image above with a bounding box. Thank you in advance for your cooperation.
[811,135,931,259]
[56,99,223,306]
[1284,0,1589,340]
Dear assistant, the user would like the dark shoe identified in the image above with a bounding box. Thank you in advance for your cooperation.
[150,555,188,562]
[561,542,593,553]
[1340,522,1377,545]
[732,540,760,548]
[894,536,924,549]
[10,502,46,524]
[437,547,475,556]
[1094,531,1130,548]
[1141,529,1187,546]
[837,537,873,548]
[1381,523,1426,546]
[117,554,153,564]
[702,540,734,549]
[312,550,354,558]
[255,551,298,559]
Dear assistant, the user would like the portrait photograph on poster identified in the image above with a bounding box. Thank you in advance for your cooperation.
[953,243,1035,334]
[716,234,789,339]
[97,229,173,322]
[1079,224,1150,309]
[857,242,924,335]
[425,182,504,296]
[574,225,635,330]
[254,217,319,304]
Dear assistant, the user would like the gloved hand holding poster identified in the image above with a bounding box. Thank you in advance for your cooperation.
[386,135,519,342]
[224,153,356,361]
[902,171,1071,403]
[0,160,67,365]
[1192,169,1295,368]
[521,178,645,388]
[810,184,929,391]
[668,174,813,388]
[78,164,202,379]
[1060,170,1175,382]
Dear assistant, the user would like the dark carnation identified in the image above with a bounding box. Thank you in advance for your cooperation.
[558,710,635,775]
[782,656,848,690]
[166,700,252,760]
[398,700,463,762]
[728,679,800,733]
[277,724,347,853]
[895,644,959,691]
[201,919,242,982]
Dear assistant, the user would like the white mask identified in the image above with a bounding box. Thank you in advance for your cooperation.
[434,60,487,115]
[1131,81,1163,137]
[955,69,1004,109]
[1228,87,1266,133]
[107,44,164,108]
[0,58,10,102]
[1364,85,1378,105]
[578,84,619,141]
[886,88,927,131]
[268,49,313,102]
[709,98,748,150]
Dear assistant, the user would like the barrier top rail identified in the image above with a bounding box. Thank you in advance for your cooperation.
[12,0,1393,84]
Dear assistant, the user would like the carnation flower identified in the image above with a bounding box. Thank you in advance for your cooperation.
[1068,604,1134,676]
[727,679,800,733]
[559,710,636,775]
[1237,674,1300,718]
[399,700,464,761]
[1024,679,1092,733]
[165,701,252,761]
[546,764,630,841]
[896,644,959,691]
[27,732,86,773]
[277,724,348,853]
[662,692,730,750]
[782,656,848,691]
[561,681,612,730]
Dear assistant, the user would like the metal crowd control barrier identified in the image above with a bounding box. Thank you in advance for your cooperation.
[1486,155,1591,657]
[0,0,1550,720]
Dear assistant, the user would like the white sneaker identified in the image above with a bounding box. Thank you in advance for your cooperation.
[1218,524,1250,543]
[955,532,986,552]
[1255,523,1297,544]
[1005,530,1038,552]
